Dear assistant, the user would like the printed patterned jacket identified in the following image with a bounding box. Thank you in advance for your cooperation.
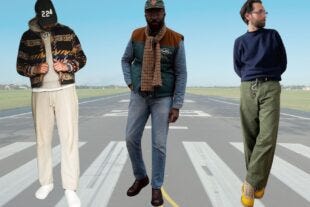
[17,18,86,88]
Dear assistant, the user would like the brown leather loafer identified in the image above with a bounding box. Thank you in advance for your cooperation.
[127,176,149,197]
[151,188,163,206]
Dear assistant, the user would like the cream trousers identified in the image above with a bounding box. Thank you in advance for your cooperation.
[32,86,79,190]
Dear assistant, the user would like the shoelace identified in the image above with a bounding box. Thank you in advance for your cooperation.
[244,183,254,197]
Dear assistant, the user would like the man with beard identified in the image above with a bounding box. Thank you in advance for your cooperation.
[121,0,187,206]
[234,0,287,206]
[16,0,86,206]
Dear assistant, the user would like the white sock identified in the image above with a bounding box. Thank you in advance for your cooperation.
[65,190,81,207]
[35,183,54,200]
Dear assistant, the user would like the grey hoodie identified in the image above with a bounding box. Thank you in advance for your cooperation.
[29,18,61,90]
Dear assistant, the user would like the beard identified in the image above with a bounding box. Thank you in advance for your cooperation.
[253,19,266,29]
[146,19,165,33]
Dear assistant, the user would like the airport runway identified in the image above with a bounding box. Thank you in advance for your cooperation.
[0,93,309,207]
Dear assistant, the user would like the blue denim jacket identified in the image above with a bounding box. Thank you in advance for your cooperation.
[121,40,187,109]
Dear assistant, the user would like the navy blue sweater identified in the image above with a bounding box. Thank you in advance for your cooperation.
[233,28,287,81]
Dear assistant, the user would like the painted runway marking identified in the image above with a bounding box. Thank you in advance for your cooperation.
[79,94,128,105]
[207,98,239,106]
[162,187,180,207]
[231,142,310,203]
[0,94,128,120]
[280,113,310,120]
[0,142,35,161]
[103,110,128,117]
[0,112,32,120]
[279,143,310,159]
[56,142,127,207]
[207,97,310,120]
[183,142,265,207]
[180,110,211,117]
[145,126,188,130]
[0,142,86,206]
[119,99,196,103]
[119,99,129,103]
[104,110,211,117]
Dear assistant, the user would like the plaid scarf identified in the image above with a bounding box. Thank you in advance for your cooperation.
[141,25,167,91]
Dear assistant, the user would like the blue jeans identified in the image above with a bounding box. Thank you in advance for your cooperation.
[126,92,172,189]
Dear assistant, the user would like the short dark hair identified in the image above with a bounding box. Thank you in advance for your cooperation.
[240,0,262,24]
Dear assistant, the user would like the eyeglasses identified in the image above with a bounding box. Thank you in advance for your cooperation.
[251,10,268,15]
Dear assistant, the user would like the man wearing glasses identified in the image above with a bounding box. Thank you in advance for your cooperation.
[234,0,287,206]
[121,0,187,206]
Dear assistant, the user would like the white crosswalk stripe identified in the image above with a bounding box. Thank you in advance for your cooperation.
[0,142,35,161]
[56,141,127,207]
[231,142,310,203]
[0,142,86,206]
[183,142,265,207]
[278,143,310,159]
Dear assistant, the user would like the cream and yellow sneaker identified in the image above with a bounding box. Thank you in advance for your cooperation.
[254,188,265,199]
[241,181,254,207]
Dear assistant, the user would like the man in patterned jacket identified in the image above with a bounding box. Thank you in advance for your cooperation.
[16,0,86,206]
[121,0,187,206]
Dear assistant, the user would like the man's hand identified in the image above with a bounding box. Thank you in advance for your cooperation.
[128,84,133,91]
[169,108,179,123]
[33,63,49,74]
[53,60,69,72]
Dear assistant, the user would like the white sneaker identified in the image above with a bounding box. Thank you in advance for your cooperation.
[65,190,81,207]
[35,183,54,200]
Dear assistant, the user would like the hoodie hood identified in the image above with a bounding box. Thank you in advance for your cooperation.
[29,18,43,33]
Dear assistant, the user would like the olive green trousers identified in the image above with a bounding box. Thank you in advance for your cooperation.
[240,80,281,190]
